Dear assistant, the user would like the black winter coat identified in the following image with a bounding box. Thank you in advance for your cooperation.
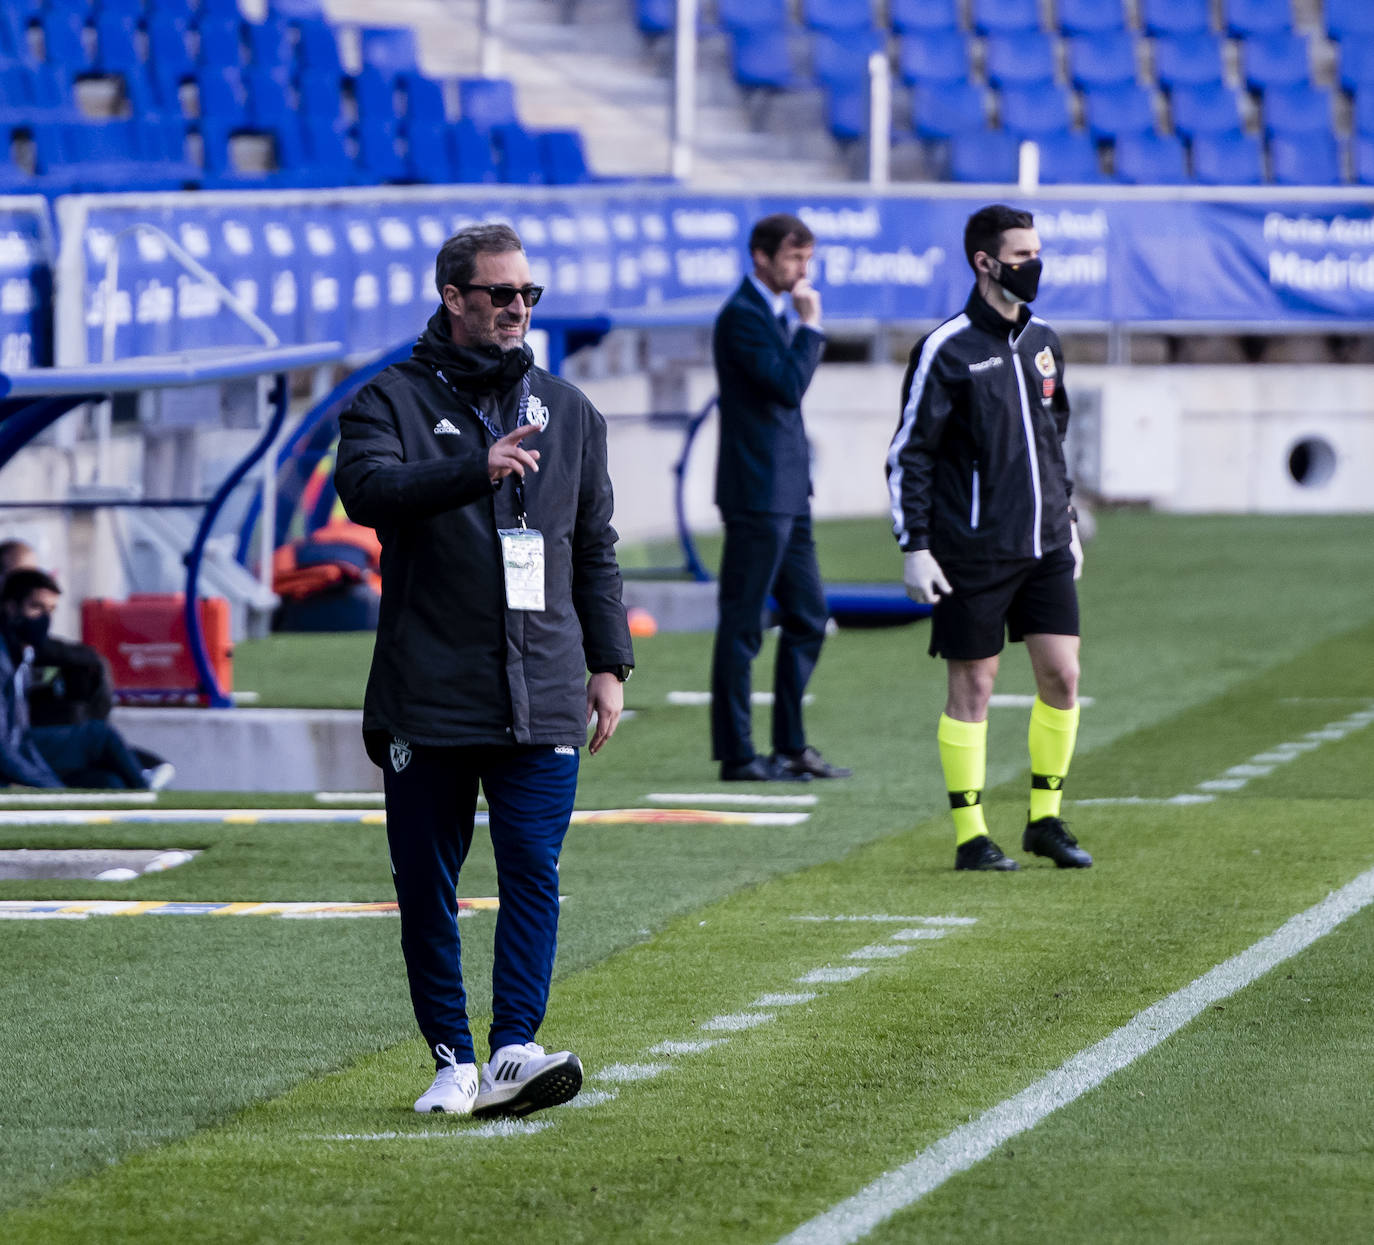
[335,308,633,752]
[888,288,1075,564]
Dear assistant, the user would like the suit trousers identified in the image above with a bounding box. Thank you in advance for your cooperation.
[382,742,579,1068]
[710,510,828,763]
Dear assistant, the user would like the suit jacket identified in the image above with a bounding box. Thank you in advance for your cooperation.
[712,277,825,516]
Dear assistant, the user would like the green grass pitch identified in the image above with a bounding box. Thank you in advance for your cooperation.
[2,512,1373,1243]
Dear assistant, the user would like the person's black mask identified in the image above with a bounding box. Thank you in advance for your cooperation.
[8,612,50,653]
[995,256,1042,304]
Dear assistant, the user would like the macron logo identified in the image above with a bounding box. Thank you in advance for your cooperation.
[433,418,462,437]
[968,356,1003,374]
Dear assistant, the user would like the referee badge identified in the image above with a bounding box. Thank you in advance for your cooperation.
[390,736,412,773]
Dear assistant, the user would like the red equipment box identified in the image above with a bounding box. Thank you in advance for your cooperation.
[81,594,233,704]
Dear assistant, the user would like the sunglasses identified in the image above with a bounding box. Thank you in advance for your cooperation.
[457,283,544,308]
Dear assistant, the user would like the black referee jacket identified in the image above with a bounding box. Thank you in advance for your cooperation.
[887,287,1075,564]
[335,308,633,753]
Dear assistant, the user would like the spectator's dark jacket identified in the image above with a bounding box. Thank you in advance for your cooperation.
[28,635,114,726]
[888,287,1074,563]
[335,307,633,754]
[713,278,825,517]
[0,638,61,788]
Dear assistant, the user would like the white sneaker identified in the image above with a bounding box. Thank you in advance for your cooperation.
[142,762,176,791]
[414,1044,479,1114]
[472,1042,583,1118]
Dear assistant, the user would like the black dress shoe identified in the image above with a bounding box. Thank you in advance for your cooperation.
[720,756,813,782]
[1022,816,1093,868]
[773,746,852,779]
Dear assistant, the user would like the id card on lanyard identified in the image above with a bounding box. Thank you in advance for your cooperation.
[434,368,546,612]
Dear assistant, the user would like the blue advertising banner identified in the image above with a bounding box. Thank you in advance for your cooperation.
[49,190,1374,364]
[0,199,51,369]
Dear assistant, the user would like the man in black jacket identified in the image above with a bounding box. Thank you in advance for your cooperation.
[709,213,850,784]
[887,204,1091,873]
[336,223,634,1118]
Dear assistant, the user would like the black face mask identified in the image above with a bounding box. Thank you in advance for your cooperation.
[8,612,50,653]
[994,256,1042,304]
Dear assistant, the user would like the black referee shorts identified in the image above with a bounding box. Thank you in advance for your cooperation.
[928,545,1079,661]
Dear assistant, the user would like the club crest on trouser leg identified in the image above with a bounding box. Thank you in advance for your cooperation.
[390,737,412,773]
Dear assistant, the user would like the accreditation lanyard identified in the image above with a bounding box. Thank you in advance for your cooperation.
[432,367,544,610]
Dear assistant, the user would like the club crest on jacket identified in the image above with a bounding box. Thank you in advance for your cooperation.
[524,394,549,429]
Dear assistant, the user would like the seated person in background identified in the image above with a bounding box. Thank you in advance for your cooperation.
[0,569,172,790]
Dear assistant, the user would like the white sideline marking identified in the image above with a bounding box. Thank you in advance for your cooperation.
[792,915,979,926]
[647,1039,728,1056]
[314,792,385,803]
[796,966,870,984]
[0,791,157,805]
[752,992,817,1007]
[647,792,819,807]
[701,1011,775,1032]
[988,694,1095,708]
[1071,795,1215,807]
[667,691,814,707]
[594,1062,670,1083]
[847,945,912,961]
[776,864,1374,1245]
[890,929,947,942]
[317,1121,550,1141]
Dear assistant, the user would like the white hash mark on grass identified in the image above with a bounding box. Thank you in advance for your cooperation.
[846,945,913,960]
[316,1120,551,1141]
[561,1089,618,1108]
[701,1011,775,1032]
[889,929,947,942]
[796,966,870,984]
[791,915,978,926]
[752,992,818,1007]
[775,864,1374,1245]
[647,793,819,807]
[648,1039,729,1055]
[594,1062,671,1083]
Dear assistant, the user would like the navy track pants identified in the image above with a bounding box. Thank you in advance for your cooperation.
[382,741,579,1068]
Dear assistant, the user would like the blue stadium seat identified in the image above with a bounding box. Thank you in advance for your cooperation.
[0,64,79,124]
[244,16,294,79]
[634,0,679,38]
[890,0,960,34]
[0,125,34,191]
[448,117,498,182]
[458,76,519,135]
[93,13,140,78]
[1262,84,1334,137]
[100,0,149,16]
[1112,130,1188,182]
[1082,82,1157,140]
[911,81,986,138]
[1354,89,1374,136]
[196,19,244,71]
[402,73,447,128]
[731,28,802,90]
[1240,33,1311,92]
[357,117,407,183]
[134,115,200,183]
[801,0,878,36]
[1066,31,1139,89]
[1058,0,1129,35]
[947,127,1021,180]
[970,0,1041,35]
[823,80,867,141]
[297,113,358,184]
[147,17,196,108]
[200,0,246,21]
[811,29,886,88]
[1190,131,1265,183]
[999,82,1074,137]
[196,66,249,130]
[718,0,791,35]
[294,18,343,77]
[404,119,455,183]
[538,129,591,183]
[895,31,970,85]
[1153,34,1225,88]
[1140,0,1212,37]
[1223,0,1292,38]
[243,66,291,128]
[353,65,394,123]
[1328,0,1374,40]
[493,121,542,183]
[1337,36,1374,93]
[298,70,344,119]
[1169,82,1244,138]
[40,11,93,73]
[984,31,1056,86]
[1355,135,1374,183]
[0,10,30,66]
[269,0,324,18]
[1035,130,1106,183]
[1269,132,1343,184]
[360,26,419,80]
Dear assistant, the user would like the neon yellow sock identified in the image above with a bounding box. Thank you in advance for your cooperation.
[938,713,988,846]
[1028,696,1080,821]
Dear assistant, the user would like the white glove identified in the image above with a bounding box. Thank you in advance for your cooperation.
[1069,521,1084,581]
[903,549,952,604]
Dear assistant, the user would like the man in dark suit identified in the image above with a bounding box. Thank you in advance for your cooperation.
[709,213,850,783]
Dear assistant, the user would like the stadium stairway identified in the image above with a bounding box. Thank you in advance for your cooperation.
[318,0,852,183]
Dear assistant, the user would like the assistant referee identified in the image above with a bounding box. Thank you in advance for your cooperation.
[886,204,1092,872]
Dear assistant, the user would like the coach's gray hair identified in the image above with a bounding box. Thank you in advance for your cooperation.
[435,223,525,294]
